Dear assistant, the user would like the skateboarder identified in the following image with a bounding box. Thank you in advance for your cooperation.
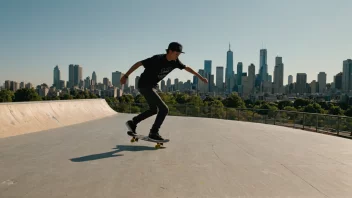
[120,42,208,141]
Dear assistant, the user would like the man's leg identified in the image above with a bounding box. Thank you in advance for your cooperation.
[132,88,158,124]
[126,88,158,133]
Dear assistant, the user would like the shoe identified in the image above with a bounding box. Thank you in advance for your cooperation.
[126,120,137,134]
[148,130,164,141]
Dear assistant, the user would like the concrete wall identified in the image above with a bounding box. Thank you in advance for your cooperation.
[0,99,117,138]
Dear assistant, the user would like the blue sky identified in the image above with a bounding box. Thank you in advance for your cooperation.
[1,0,351,87]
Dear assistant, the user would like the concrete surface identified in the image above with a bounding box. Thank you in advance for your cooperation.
[1,113,352,198]
[0,99,117,138]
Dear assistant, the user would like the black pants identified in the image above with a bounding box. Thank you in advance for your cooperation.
[132,87,169,132]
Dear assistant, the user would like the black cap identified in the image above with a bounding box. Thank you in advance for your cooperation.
[166,42,185,53]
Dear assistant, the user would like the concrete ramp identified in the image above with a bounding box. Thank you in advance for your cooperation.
[1,114,352,197]
[0,99,117,138]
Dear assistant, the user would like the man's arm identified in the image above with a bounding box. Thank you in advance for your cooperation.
[184,66,208,83]
[120,61,142,85]
[125,61,143,77]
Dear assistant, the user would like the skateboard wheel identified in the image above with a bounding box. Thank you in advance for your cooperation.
[131,138,135,143]
[160,143,163,146]
[135,138,138,142]
[155,144,160,149]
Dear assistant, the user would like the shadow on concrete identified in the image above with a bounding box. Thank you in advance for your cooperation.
[70,145,163,162]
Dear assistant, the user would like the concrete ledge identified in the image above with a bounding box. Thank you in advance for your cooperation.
[0,99,117,138]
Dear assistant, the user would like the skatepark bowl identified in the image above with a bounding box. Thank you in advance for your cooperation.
[1,99,352,197]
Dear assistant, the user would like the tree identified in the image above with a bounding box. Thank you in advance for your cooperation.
[328,105,343,115]
[14,88,42,102]
[278,100,292,110]
[222,93,245,108]
[0,89,14,102]
[293,98,311,109]
[344,107,352,117]
[174,93,189,104]
[118,94,134,104]
[134,94,146,104]
[303,103,324,114]
[60,93,73,100]
[244,99,254,108]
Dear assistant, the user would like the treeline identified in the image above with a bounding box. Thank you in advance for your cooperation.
[1,88,352,117]
[0,88,98,102]
[105,91,352,117]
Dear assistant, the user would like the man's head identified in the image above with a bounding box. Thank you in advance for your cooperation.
[166,42,184,60]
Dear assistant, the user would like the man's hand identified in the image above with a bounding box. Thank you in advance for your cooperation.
[120,75,127,85]
[201,77,208,83]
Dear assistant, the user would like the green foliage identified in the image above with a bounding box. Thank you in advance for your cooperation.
[222,93,245,108]
[328,105,343,115]
[278,100,293,110]
[303,103,324,114]
[0,89,14,102]
[14,88,42,102]
[293,98,311,109]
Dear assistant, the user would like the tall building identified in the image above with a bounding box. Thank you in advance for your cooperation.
[167,78,171,92]
[204,60,212,75]
[135,76,140,89]
[226,43,234,93]
[259,49,268,82]
[310,80,317,94]
[342,59,352,92]
[288,75,293,85]
[112,71,125,88]
[248,64,255,93]
[69,64,74,88]
[53,65,61,89]
[237,62,243,87]
[74,65,82,87]
[296,73,307,94]
[161,80,166,92]
[273,56,284,93]
[92,71,97,85]
[216,66,224,92]
[334,72,343,90]
[204,60,212,92]
[317,72,326,93]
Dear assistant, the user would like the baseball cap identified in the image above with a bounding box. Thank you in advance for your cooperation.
[166,42,185,53]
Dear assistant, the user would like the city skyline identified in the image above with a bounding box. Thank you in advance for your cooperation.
[1,1,351,86]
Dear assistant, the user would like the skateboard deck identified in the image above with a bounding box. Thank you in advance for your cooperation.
[127,131,169,149]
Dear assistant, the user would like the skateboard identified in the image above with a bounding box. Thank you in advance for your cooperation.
[127,131,169,149]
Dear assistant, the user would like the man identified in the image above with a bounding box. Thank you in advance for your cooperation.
[120,42,208,141]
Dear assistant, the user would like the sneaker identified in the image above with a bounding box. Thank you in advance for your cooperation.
[126,120,137,134]
[148,132,164,141]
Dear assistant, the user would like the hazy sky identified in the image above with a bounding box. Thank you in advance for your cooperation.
[1,0,351,87]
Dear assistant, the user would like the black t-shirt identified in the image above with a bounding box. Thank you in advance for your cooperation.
[138,54,186,88]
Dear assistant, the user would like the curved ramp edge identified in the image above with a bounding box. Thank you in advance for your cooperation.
[0,99,117,138]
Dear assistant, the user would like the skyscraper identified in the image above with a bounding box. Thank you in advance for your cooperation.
[334,72,342,90]
[248,64,255,93]
[317,72,326,93]
[53,65,61,89]
[273,56,284,93]
[288,75,293,85]
[216,66,224,92]
[92,71,97,85]
[73,65,82,87]
[68,64,74,88]
[237,62,243,86]
[135,76,140,89]
[204,60,212,92]
[112,71,125,88]
[259,49,268,82]
[342,59,352,92]
[226,43,234,93]
[296,73,307,94]
[204,60,212,75]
